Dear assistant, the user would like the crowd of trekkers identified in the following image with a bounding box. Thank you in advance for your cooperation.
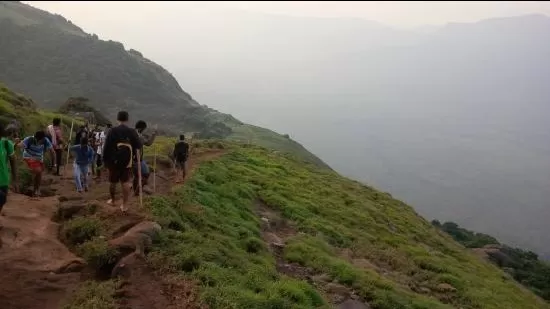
[0,110,190,215]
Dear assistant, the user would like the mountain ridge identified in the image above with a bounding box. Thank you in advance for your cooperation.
[0,1,329,169]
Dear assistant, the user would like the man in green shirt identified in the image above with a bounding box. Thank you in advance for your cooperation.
[0,126,18,213]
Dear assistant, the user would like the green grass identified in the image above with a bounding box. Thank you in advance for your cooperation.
[61,217,103,246]
[229,124,330,169]
[62,280,119,309]
[144,142,548,309]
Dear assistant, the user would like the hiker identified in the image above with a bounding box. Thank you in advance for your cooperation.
[17,131,55,197]
[93,125,107,179]
[5,119,21,140]
[69,137,94,193]
[102,111,142,212]
[104,123,112,137]
[46,117,65,176]
[74,125,88,145]
[0,126,18,214]
[173,134,189,184]
[133,120,157,196]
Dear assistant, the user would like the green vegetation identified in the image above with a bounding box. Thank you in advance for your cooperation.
[434,220,550,302]
[144,141,547,309]
[62,280,119,309]
[61,217,102,246]
[229,124,330,169]
[76,237,118,270]
[0,2,328,168]
[432,221,499,248]
[58,97,111,126]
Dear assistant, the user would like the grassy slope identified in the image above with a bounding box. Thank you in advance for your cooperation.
[0,82,82,135]
[143,141,547,309]
[2,83,546,308]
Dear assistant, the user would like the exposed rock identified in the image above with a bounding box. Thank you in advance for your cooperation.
[54,202,87,220]
[310,273,331,284]
[264,232,283,245]
[55,259,86,273]
[326,282,351,303]
[352,258,378,271]
[436,283,457,293]
[260,217,270,229]
[111,252,143,278]
[326,282,351,296]
[338,299,371,309]
[109,221,161,256]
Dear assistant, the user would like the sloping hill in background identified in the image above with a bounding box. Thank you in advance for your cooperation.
[0,1,329,169]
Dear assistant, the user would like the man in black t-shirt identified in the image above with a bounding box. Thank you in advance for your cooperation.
[172,134,189,184]
[103,111,142,212]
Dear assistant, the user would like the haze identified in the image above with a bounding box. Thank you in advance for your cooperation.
[25,1,550,257]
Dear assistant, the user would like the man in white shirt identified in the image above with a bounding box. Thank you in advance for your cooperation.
[93,127,106,179]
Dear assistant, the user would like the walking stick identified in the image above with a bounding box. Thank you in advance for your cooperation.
[153,144,157,193]
[64,118,75,175]
[137,150,143,208]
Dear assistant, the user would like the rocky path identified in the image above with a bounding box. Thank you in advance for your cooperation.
[0,149,224,309]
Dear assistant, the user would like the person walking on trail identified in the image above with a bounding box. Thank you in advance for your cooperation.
[46,118,65,176]
[17,131,55,198]
[69,137,94,193]
[0,126,18,214]
[74,125,88,145]
[5,119,21,140]
[93,125,106,179]
[102,111,142,212]
[173,135,189,184]
[133,120,157,196]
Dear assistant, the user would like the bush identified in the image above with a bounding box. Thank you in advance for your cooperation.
[76,237,118,270]
[62,280,118,309]
[62,217,102,246]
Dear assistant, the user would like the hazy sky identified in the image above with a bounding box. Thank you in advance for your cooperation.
[24,1,550,30]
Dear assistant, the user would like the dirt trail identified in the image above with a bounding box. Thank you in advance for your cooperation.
[0,194,83,309]
[0,149,224,309]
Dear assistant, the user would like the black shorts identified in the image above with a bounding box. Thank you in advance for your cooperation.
[176,160,187,169]
[108,167,131,183]
[96,154,103,168]
[0,186,8,210]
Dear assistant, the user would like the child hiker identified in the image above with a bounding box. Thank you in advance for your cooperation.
[70,137,94,193]
[18,131,55,197]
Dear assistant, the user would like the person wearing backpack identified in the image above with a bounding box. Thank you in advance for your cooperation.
[46,118,65,176]
[0,126,18,214]
[17,131,55,198]
[173,135,189,184]
[69,137,94,193]
[102,111,142,212]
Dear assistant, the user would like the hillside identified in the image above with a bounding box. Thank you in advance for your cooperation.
[433,220,550,302]
[1,85,548,309]
[0,1,328,169]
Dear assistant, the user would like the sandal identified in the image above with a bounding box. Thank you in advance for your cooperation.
[120,204,128,213]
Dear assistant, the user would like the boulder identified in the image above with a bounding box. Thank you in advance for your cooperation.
[436,283,457,293]
[338,299,371,309]
[109,221,161,256]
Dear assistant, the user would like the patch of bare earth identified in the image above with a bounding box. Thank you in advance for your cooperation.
[255,200,371,309]
[0,150,224,309]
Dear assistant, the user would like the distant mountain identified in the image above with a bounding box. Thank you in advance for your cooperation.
[132,11,550,258]
[0,1,328,168]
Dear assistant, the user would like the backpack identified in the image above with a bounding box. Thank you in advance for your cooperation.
[113,140,133,169]
[174,141,189,162]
